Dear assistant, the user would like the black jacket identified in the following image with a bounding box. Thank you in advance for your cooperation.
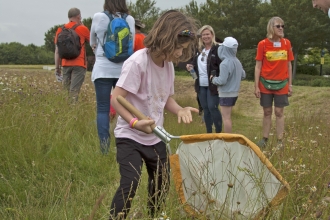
[192,44,221,95]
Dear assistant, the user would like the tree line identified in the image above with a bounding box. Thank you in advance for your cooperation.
[1,0,330,79]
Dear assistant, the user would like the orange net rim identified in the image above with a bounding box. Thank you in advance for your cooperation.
[169,133,290,219]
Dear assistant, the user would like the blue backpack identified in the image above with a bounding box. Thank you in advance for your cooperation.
[101,11,133,63]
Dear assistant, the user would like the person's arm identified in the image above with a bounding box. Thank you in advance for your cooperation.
[83,25,90,43]
[254,60,262,98]
[288,61,293,96]
[287,40,294,97]
[127,15,135,49]
[111,86,154,134]
[241,69,246,80]
[211,63,228,86]
[164,96,199,124]
[54,45,61,73]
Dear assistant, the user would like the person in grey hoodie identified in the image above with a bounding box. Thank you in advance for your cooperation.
[210,37,245,133]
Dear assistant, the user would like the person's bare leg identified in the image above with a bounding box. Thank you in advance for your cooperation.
[220,106,233,133]
[262,107,273,138]
[274,107,284,140]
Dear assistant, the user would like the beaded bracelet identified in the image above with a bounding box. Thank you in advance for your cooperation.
[129,118,138,128]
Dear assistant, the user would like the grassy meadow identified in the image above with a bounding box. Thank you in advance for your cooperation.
[1,66,330,219]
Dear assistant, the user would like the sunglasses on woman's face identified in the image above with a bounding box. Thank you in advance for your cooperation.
[201,52,206,61]
[274,25,285,29]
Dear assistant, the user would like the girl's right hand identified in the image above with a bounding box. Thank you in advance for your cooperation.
[133,119,155,134]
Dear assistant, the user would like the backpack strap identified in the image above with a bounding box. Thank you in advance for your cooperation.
[103,11,114,22]
[121,13,128,20]
[71,23,80,30]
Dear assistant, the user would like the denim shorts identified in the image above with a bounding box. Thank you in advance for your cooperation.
[260,93,289,107]
[219,97,238,106]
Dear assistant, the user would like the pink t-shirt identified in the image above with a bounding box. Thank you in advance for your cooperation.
[114,48,175,145]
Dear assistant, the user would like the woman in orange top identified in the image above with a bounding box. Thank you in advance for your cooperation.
[254,16,294,149]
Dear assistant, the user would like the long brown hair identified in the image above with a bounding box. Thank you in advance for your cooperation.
[144,10,198,63]
[103,0,129,14]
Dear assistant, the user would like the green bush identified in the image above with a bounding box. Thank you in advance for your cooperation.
[293,79,310,86]
[320,78,330,86]
[237,49,256,81]
[294,74,315,81]
[293,74,330,87]
[319,64,330,75]
[310,78,323,87]
[296,65,318,75]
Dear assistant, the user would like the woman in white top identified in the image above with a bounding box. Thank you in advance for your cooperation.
[186,25,222,133]
[90,0,135,154]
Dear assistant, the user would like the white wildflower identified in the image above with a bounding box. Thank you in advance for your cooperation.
[310,186,317,192]
[302,203,308,209]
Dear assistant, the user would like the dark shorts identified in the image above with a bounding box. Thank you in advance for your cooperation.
[260,93,289,108]
[219,97,238,106]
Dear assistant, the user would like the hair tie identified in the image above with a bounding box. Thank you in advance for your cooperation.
[179,29,195,37]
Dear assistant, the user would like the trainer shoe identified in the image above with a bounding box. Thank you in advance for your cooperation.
[257,138,268,148]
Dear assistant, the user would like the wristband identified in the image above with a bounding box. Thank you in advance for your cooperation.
[289,85,293,87]
[129,118,138,128]
[132,120,138,128]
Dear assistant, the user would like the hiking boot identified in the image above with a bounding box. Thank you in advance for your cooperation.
[257,138,268,148]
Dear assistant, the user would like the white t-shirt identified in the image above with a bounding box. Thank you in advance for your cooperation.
[198,48,210,87]
[90,12,135,81]
[114,48,175,145]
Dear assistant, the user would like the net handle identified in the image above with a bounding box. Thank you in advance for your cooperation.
[116,95,156,130]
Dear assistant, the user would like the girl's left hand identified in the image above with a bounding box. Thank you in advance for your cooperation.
[177,107,199,123]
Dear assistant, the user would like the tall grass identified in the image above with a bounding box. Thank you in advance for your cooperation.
[1,68,330,219]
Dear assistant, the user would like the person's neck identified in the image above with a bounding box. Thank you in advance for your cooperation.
[70,18,80,24]
[269,37,281,42]
[204,44,212,50]
[150,52,164,67]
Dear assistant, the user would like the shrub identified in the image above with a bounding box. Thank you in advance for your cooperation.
[310,78,323,87]
[320,78,330,86]
[296,65,318,75]
[237,49,256,81]
[320,64,330,75]
[293,79,310,86]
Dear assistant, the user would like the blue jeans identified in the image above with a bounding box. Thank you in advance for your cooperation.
[198,87,222,133]
[94,78,118,154]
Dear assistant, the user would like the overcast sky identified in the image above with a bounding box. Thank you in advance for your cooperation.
[0,0,205,46]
